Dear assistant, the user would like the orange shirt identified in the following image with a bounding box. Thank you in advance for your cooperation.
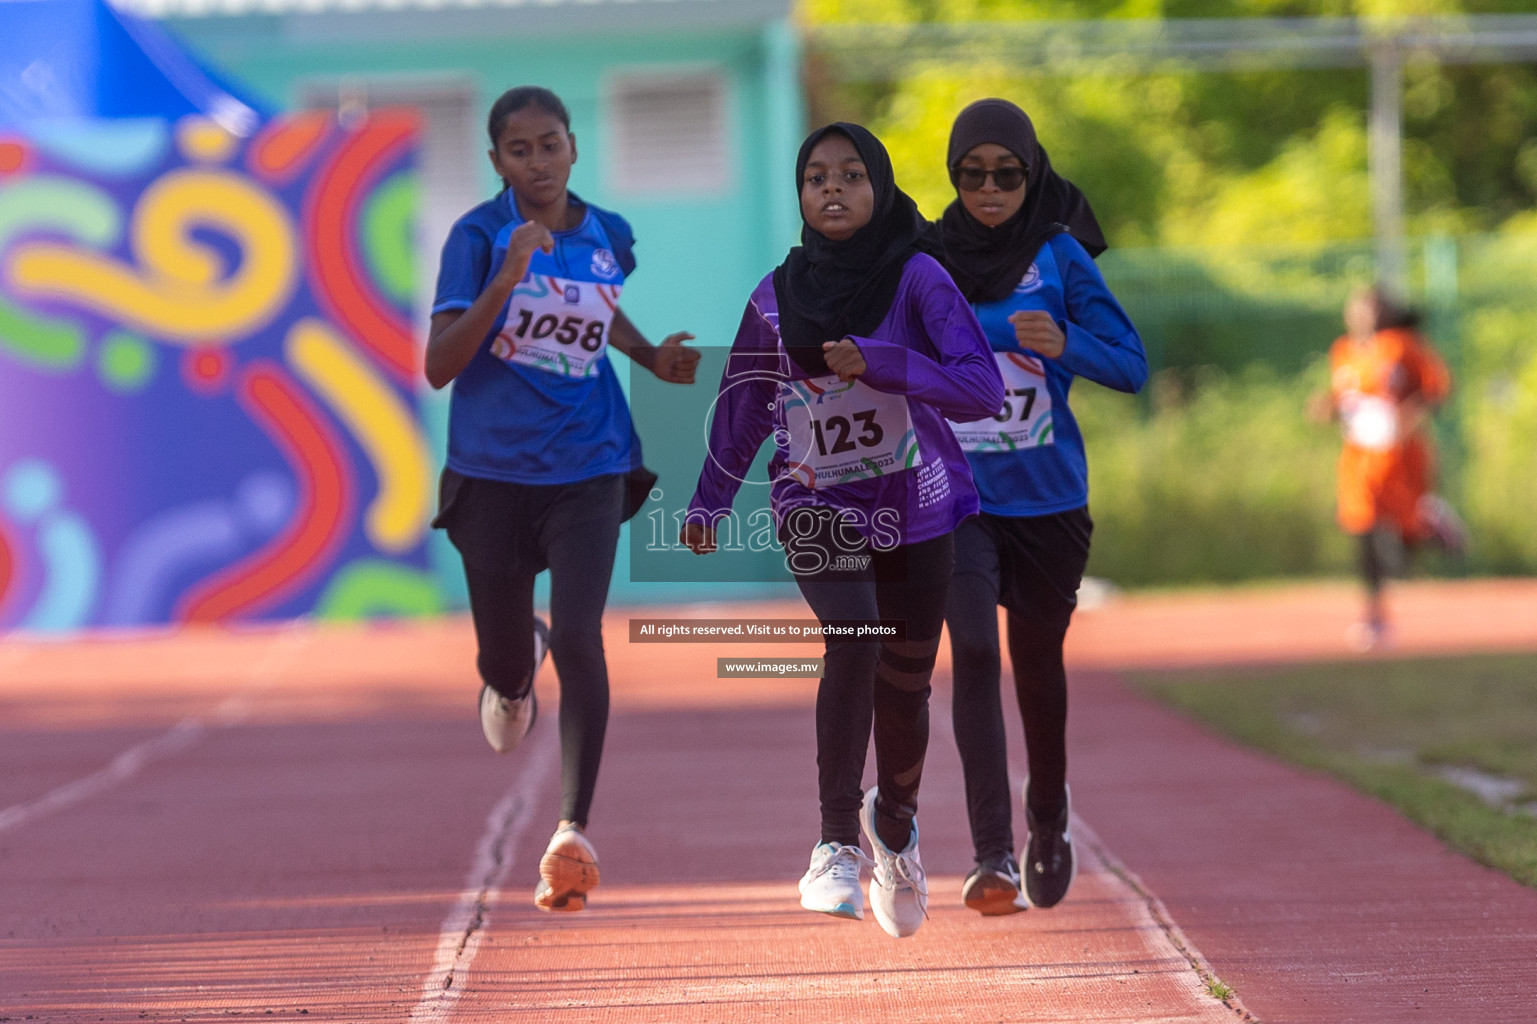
[1328,328,1450,537]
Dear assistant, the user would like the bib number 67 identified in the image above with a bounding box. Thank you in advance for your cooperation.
[994,387,1038,423]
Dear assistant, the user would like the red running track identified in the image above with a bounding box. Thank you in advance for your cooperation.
[2,578,1535,1023]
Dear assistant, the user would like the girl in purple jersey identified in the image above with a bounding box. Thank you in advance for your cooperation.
[681,123,1003,938]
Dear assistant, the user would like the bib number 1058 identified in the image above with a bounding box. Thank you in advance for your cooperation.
[507,309,606,352]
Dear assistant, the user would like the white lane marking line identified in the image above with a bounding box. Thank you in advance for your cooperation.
[1073,817,1256,1022]
[0,712,208,832]
[0,628,310,835]
[410,725,559,1024]
[930,681,1251,1020]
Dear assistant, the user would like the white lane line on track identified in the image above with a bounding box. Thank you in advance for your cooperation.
[1072,817,1255,1022]
[410,724,559,1024]
[929,682,1253,1022]
[0,628,309,835]
[0,712,211,832]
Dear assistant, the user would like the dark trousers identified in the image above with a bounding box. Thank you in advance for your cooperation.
[784,509,954,849]
[1358,528,1404,601]
[946,508,1091,863]
[436,470,622,829]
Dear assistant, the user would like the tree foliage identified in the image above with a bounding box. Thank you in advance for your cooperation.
[801,0,1537,245]
[801,1,1537,582]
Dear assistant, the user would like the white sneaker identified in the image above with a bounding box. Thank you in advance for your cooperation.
[535,823,600,912]
[1344,620,1391,653]
[798,842,871,920]
[479,616,550,753]
[1418,493,1468,555]
[859,787,928,938]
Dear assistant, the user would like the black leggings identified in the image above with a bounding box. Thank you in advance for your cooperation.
[437,470,622,829]
[946,509,1091,863]
[784,509,954,850]
[1358,527,1405,602]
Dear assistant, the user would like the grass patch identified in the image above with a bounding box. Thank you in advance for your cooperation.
[1135,652,1537,888]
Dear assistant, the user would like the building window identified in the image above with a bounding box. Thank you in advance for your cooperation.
[605,71,729,196]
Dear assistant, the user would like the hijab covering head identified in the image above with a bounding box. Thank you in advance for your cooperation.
[937,98,1107,304]
[773,122,934,376]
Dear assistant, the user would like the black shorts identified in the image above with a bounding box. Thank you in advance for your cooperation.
[956,507,1093,633]
[432,468,627,575]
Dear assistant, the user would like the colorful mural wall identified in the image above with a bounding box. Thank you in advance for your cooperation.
[0,110,437,632]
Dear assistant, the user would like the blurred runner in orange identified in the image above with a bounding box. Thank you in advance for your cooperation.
[1317,286,1464,651]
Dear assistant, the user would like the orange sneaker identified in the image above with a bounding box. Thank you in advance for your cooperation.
[534,824,600,912]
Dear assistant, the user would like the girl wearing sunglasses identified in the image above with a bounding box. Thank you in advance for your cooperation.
[934,98,1147,916]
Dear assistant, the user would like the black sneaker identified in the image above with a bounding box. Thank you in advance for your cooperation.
[962,853,1026,916]
[1023,785,1075,909]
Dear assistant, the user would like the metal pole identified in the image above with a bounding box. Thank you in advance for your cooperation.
[1368,39,1406,296]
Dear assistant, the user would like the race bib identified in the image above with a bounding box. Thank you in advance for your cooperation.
[490,274,620,379]
[779,374,923,490]
[1341,393,1399,450]
[951,352,1055,452]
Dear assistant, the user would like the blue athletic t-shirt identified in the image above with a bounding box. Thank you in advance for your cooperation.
[948,233,1147,517]
[432,190,642,485]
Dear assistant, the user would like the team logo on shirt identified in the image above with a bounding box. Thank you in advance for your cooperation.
[591,248,619,279]
[1014,263,1042,293]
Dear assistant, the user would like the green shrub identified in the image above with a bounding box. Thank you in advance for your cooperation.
[1071,229,1537,588]
[1077,363,1352,586]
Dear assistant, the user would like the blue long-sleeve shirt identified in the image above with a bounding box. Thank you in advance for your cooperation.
[949,233,1147,517]
[689,254,1005,548]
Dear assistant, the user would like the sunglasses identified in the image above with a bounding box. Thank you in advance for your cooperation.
[954,165,1027,192]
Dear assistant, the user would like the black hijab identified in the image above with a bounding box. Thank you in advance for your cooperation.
[773,122,934,376]
[936,98,1107,305]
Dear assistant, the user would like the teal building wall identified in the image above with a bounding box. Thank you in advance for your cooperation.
[161,0,805,607]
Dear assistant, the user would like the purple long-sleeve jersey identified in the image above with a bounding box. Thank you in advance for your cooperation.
[688,254,1006,549]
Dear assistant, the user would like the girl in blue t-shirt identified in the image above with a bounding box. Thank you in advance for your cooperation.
[935,99,1146,916]
[427,86,699,914]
